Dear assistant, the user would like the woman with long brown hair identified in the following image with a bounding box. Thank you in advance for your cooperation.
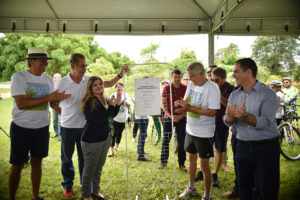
[80,76,121,200]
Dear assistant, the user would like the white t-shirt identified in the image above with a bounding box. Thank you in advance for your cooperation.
[276,91,285,119]
[111,92,131,123]
[11,70,54,129]
[57,73,90,128]
[184,80,220,138]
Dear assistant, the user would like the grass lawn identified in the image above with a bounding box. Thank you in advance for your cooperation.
[0,98,300,200]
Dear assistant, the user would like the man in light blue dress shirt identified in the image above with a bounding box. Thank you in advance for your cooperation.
[224,58,280,200]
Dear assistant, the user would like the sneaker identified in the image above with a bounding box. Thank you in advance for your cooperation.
[131,138,136,143]
[224,190,239,198]
[108,151,114,157]
[179,165,187,172]
[212,173,220,187]
[157,163,167,169]
[63,187,72,197]
[137,155,152,161]
[92,193,105,200]
[179,186,198,199]
[195,171,203,182]
[201,195,212,200]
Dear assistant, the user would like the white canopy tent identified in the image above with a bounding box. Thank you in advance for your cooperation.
[0,0,299,64]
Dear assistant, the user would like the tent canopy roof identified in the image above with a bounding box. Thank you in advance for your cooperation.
[0,0,299,35]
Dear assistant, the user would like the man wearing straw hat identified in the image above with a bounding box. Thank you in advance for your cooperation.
[9,47,70,200]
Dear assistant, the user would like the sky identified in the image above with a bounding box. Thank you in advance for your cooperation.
[94,35,257,65]
[0,33,257,65]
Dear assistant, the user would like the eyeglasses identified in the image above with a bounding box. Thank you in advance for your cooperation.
[207,70,212,74]
[283,81,289,84]
[213,79,219,83]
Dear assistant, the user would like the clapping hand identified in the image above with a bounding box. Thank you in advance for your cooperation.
[226,102,246,119]
[48,90,71,102]
[109,93,122,106]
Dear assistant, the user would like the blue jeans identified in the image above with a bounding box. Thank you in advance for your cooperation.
[136,119,149,156]
[161,117,186,166]
[52,109,61,138]
[230,128,239,193]
[61,127,84,188]
[236,139,280,200]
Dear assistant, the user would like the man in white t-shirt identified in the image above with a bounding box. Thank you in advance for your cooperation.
[9,47,70,200]
[176,62,220,200]
[55,53,129,197]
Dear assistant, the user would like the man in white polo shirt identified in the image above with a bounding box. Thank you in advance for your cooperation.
[176,62,220,200]
[55,53,129,197]
[9,47,70,200]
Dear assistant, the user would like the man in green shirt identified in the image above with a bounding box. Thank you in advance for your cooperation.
[282,77,298,111]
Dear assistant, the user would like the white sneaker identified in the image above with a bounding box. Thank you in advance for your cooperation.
[201,195,212,200]
[179,186,198,199]
[131,138,136,143]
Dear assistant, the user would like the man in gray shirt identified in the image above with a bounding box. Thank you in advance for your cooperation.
[224,58,280,200]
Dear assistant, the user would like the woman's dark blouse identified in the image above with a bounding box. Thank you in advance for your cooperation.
[81,98,120,143]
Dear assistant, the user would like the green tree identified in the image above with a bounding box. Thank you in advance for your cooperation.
[251,36,300,74]
[170,50,198,73]
[215,43,240,65]
[140,43,160,61]
[0,34,134,81]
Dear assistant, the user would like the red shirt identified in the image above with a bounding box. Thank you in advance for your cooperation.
[161,83,187,118]
[216,81,234,121]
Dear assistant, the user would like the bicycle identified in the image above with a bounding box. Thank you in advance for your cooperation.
[277,103,300,161]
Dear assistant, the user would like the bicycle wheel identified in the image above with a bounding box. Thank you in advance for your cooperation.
[151,124,159,146]
[278,123,300,161]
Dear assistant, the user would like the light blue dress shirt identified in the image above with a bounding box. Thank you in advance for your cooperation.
[223,81,279,141]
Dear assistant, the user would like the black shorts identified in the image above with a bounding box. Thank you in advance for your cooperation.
[10,122,49,165]
[214,121,229,152]
[184,132,214,159]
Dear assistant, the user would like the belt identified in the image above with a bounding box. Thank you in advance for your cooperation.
[239,137,279,145]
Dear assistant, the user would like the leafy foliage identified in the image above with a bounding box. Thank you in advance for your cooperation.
[251,36,300,74]
[170,50,198,73]
[140,43,160,61]
[0,34,133,81]
[215,43,241,65]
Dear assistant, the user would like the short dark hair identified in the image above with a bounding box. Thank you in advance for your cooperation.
[70,53,85,65]
[209,64,218,69]
[235,58,257,78]
[115,82,124,88]
[171,69,182,76]
[212,67,227,79]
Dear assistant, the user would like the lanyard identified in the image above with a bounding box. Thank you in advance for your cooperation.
[172,84,181,101]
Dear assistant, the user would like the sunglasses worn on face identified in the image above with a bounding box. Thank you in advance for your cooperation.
[283,81,289,84]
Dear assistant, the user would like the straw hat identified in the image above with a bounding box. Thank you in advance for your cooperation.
[25,47,53,59]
